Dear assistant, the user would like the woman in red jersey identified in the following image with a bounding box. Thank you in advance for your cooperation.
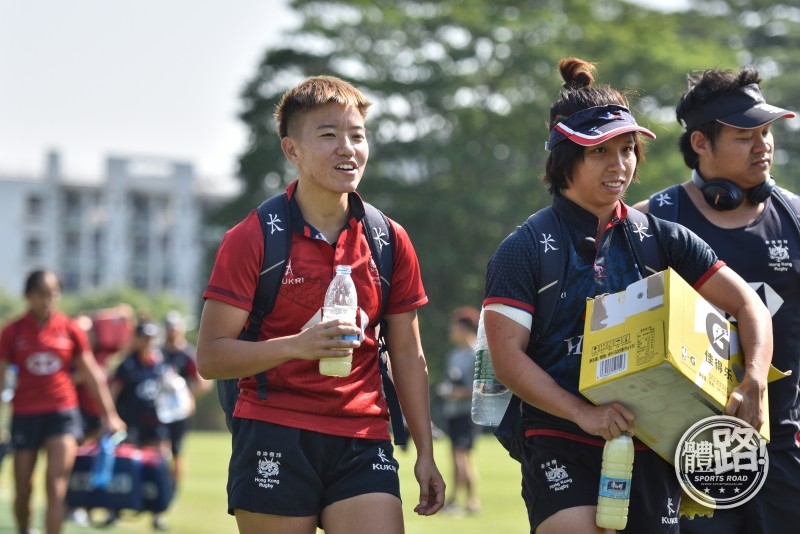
[0,270,125,534]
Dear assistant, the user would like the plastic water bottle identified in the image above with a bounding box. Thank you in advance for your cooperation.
[1,364,18,403]
[471,308,511,426]
[0,365,15,444]
[596,433,634,530]
[320,265,358,377]
[90,431,126,489]
[156,367,194,424]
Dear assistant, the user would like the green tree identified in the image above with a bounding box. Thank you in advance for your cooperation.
[0,286,24,326]
[216,0,738,375]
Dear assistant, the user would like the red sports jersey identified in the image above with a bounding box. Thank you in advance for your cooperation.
[204,182,428,440]
[0,311,89,415]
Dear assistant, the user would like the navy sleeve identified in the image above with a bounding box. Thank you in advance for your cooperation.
[485,224,538,315]
[648,214,721,286]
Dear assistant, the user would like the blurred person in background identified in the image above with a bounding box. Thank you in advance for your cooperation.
[435,306,481,515]
[0,269,124,534]
[74,305,135,443]
[161,310,212,492]
[108,319,174,530]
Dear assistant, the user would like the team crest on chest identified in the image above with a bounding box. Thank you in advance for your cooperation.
[765,239,791,272]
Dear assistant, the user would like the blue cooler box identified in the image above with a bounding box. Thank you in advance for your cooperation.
[67,443,174,512]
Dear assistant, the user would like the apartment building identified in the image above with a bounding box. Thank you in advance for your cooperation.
[0,150,235,310]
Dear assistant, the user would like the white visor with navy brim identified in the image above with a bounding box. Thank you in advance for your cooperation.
[545,104,656,151]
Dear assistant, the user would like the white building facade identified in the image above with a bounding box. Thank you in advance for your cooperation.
[0,151,233,310]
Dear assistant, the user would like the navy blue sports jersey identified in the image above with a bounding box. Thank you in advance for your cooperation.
[485,194,722,437]
[113,351,173,429]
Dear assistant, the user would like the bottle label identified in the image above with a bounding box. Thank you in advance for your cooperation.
[475,349,495,380]
[598,476,631,499]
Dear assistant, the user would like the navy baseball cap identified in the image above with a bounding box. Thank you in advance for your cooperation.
[546,104,656,151]
[680,83,795,130]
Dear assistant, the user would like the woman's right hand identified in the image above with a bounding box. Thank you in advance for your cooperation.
[290,319,362,361]
[575,401,635,441]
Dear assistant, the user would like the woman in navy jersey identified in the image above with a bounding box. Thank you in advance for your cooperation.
[0,270,124,534]
[483,58,773,533]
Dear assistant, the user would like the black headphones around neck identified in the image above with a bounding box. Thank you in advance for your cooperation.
[691,169,774,211]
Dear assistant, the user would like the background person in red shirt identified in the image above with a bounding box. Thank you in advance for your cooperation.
[0,269,125,534]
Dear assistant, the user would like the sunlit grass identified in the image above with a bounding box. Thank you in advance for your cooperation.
[1,430,529,533]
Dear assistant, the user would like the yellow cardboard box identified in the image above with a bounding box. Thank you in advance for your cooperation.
[580,268,786,464]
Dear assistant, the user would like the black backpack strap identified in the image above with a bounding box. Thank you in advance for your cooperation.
[648,184,681,222]
[522,207,565,344]
[362,202,406,446]
[216,193,291,431]
[495,206,563,460]
[245,193,292,399]
[625,207,667,277]
[362,202,393,320]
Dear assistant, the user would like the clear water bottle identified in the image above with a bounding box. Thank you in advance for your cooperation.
[156,367,194,424]
[471,308,511,426]
[1,364,18,403]
[0,365,15,444]
[320,264,358,377]
[596,433,634,530]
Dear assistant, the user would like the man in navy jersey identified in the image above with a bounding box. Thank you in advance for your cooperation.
[635,66,799,534]
[197,75,444,534]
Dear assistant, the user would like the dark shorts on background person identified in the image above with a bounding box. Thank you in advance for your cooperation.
[227,418,401,517]
[446,413,478,450]
[125,420,170,446]
[680,447,800,534]
[167,418,189,456]
[11,408,83,450]
[521,433,680,534]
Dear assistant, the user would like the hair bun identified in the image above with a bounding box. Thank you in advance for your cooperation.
[559,57,596,90]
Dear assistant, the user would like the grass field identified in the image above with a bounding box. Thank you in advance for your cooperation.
[0,431,529,533]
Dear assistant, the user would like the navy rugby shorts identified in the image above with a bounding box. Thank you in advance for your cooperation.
[521,433,681,533]
[11,408,84,450]
[227,418,401,517]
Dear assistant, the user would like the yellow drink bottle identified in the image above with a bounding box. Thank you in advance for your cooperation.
[596,434,634,530]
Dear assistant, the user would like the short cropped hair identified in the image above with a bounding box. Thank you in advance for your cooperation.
[273,75,371,138]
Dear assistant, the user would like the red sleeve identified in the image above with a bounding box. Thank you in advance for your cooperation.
[203,210,264,311]
[0,320,17,364]
[69,318,92,356]
[385,218,428,315]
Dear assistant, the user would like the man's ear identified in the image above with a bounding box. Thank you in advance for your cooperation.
[281,136,299,163]
[690,130,710,155]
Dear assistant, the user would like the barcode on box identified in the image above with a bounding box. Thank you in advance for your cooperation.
[596,351,628,380]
